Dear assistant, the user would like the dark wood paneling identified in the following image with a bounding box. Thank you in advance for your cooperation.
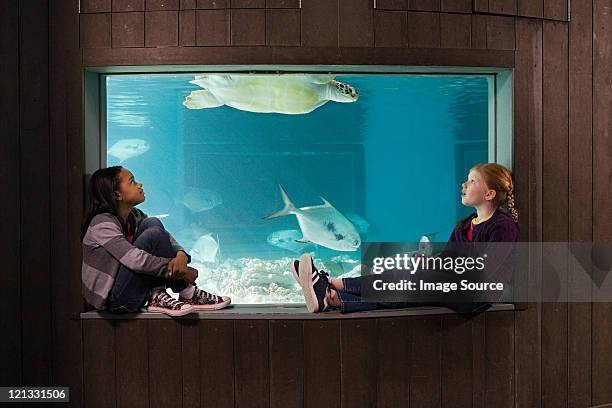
[81,0,112,12]
[83,320,116,407]
[266,9,300,46]
[181,0,196,9]
[470,313,486,407]
[376,0,408,9]
[196,9,230,45]
[377,318,409,408]
[470,14,487,48]
[80,13,112,48]
[112,12,145,47]
[146,11,179,46]
[301,0,338,47]
[113,0,146,11]
[232,0,265,7]
[410,0,441,11]
[568,0,593,405]
[115,321,149,408]
[266,0,300,8]
[484,312,514,407]
[543,0,568,21]
[514,17,543,408]
[440,12,471,48]
[0,0,21,389]
[473,0,489,12]
[270,320,303,408]
[340,320,378,408]
[181,322,201,407]
[339,0,374,47]
[304,321,341,408]
[542,19,569,408]
[441,0,471,13]
[489,0,517,15]
[231,8,266,45]
[234,320,269,408]
[441,316,473,407]
[179,9,196,45]
[486,15,515,50]
[197,0,230,7]
[374,11,408,47]
[20,0,52,388]
[592,0,612,404]
[147,0,180,10]
[408,317,441,406]
[407,11,441,48]
[149,321,183,407]
[517,0,542,18]
[200,321,235,408]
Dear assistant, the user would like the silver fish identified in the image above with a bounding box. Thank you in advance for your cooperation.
[266,229,314,253]
[190,233,219,263]
[177,187,222,212]
[107,138,150,163]
[263,185,361,252]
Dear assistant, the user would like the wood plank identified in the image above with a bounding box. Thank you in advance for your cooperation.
[473,0,489,12]
[232,0,265,7]
[304,321,341,408]
[200,321,234,408]
[339,0,374,47]
[541,19,569,408]
[409,0,441,11]
[113,0,146,11]
[517,0,542,17]
[179,9,196,45]
[234,320,269,408]
[0,0,21,389]
[115,321,149,408]
[181,322,201,407]
[407,11,440,48]
[231,8,265,45]
[266,9,300,46]
[266,0,301,8]
[197,0,230,7]
[513,17,543,408]
[592,0,612,404]
[543,0,568,21]
[19,0,52,388]
[484,312,514,407]
[80,13,111,48]
[181,0,196,9]
[408,317,442,407]
[148,321,183,408]
[83,320,116,408]
[441,315,473,407]
[145,10,179,46]
[147,0,180,9]
[377,318,409,408]
[301,0,338,47]
[374,11,408,47]
[471,14,487,49]
[440,12,471,48]
[111,12,145,47]
[568,0,593,404]
[486,15,514,50]
[270,320,303,408]
[376,0,408,9]
[195,9,230,45]
[340,320,378,408]
[440,0,471,13]
[470,313,486,408]
[81,0,112,12]
[489,0,517,15]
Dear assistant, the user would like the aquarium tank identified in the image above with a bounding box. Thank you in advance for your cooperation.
[104,73,491,304]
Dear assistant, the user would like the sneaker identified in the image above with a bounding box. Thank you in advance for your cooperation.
[147,290,195,317]
[291,259,301,284]
[298,253,332,313]
[179,287,231,311]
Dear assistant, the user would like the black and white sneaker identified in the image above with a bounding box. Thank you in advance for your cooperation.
[298,253,331,313]
[291,259,301,285]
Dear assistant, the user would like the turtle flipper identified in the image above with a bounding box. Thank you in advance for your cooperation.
[310,74,336,84]
[183,90,224,109]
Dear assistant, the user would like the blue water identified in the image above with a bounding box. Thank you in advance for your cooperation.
[106,73,489,303]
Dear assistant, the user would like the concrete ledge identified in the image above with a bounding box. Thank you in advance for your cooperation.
[78,303,515,320]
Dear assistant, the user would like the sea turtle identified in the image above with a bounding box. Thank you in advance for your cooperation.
[182,74,359,114]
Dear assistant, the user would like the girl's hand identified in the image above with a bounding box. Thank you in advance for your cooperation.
[166,252,190,278]
[175,266,198,284]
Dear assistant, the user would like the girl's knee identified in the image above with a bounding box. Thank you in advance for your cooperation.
[140,217,164,231]
[138,225,166,240]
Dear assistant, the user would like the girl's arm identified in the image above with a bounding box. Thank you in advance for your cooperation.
[168,233,191,263]
[85,219,172,277]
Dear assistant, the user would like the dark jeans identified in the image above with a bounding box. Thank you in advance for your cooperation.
[106,217,189,313]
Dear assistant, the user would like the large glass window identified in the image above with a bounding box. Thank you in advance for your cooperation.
[102,72,501,304]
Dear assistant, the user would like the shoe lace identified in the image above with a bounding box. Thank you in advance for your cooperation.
[194,288,221,304]
[157,292,186,310]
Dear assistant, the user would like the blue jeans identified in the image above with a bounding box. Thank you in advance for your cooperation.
[106,217,189,313]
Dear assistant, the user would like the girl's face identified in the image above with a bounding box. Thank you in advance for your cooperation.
[461,170,495,207]
[116,168,145,206]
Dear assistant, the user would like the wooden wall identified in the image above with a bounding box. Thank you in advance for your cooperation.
[2,0,612,406]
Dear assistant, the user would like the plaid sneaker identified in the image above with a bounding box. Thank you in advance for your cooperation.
[298,253,332,313]
[147,290,195,317]
[179,287,231,311]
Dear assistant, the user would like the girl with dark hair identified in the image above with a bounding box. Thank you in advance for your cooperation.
[81,166,230,317]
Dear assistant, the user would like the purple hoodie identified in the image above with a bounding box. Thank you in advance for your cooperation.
[449,207,519,243]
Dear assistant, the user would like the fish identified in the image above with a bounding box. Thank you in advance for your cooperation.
[107,138,150,163]
[190,233,219,263]
[176,187,222,212]
[266,229,315,253]
[345,213,370,233]
[263,185,361,252]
